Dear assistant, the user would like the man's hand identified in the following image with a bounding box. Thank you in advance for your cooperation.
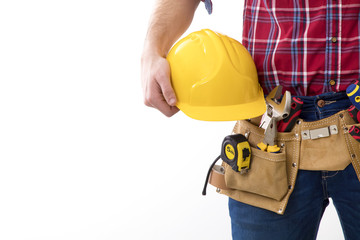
[141,0,200,117]
[141,53,179,117]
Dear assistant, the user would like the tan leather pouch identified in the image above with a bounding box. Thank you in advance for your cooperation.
[224,147,288,201]
[220,119,300,214]
[299,112,352,170]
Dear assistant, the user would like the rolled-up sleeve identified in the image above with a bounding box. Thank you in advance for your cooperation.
[201,0,212,14]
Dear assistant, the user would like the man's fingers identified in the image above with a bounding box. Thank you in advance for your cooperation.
[156,60,177,107]
[162,85,177,106]
[146,80,179,117]
[141,54,179,117]
[157,102,180,117]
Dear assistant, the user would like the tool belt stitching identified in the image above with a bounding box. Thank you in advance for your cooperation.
[302,118,337,127]
[244,127,298,142]
[342,118,360,175]
[344,120,360,175]
[279,138,298,212]
[252,155,286,162]
[277,137,298,141]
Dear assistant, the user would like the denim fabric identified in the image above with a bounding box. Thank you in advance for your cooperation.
[298,91,352,121]
[229,92,360,240]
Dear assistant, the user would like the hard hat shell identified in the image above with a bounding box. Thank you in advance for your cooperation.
[167,29,266,121]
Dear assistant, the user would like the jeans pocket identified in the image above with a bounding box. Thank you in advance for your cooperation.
[224,147,288,201]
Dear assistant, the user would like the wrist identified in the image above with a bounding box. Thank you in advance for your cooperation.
[141,45,166,66]
[142,33,172,58]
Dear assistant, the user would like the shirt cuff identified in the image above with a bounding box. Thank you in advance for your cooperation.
[201,0,213,14]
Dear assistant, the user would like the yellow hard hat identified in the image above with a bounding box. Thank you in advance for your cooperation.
[166,29,266,121]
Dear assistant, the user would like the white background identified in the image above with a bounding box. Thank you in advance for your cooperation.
[0,0,344,239]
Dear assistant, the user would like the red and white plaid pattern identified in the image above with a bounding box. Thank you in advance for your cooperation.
[203,0,360,96]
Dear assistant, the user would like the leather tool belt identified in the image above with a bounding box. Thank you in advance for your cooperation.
[209,110,360,214]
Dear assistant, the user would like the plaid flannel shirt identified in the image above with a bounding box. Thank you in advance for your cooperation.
[201,0,360,96]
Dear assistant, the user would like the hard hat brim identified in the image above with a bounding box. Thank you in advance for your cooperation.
[177,94,267,121]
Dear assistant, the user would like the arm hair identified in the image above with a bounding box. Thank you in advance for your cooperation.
[144,0,201,57]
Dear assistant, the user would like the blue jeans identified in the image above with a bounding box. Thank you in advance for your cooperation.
[229,92,360,240]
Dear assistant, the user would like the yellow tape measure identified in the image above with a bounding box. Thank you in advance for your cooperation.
[221,134,251,173]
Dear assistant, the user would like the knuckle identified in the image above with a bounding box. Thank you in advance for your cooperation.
[149,72,157,82]
[165,112,175,117]
[163,111,172,117]
[163,88,174,97]
[155,71,169,83]
[164,108,178,118]
[144,99,152,107]
[144,96,153,107]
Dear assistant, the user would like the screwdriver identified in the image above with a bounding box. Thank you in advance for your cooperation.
[346,82,360,110]
[348,105,360,123]
[349,125,360,142]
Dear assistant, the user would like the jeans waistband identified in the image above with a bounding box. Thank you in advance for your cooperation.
[296,92,352,122]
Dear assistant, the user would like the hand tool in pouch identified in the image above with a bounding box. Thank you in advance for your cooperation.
[346,82,360,142]
[349,125,360,142]
[348,105,360,123]
[202,134,251,195]
[347,82,360,110]
[278,97,303,132]
[221,134,251,173]
[257,86,291,153]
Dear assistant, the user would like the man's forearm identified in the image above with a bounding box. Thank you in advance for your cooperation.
[143,0,200,57]
[141,0,200,117]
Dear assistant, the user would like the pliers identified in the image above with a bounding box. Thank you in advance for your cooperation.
[257,86,291,153]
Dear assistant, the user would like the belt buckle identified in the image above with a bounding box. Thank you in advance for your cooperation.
[301,125,338,140]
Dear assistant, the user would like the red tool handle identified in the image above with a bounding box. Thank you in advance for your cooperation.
[349,125,360,142]
[278,97,303,132]
[348,105,360,123]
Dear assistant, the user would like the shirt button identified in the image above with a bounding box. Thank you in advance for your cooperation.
[317,99,325,108]
[329,79,336,86]
[331,37,337,43]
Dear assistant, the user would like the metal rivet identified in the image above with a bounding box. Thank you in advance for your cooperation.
[278,208,283,213]
[295,133,299,138]
[344,127,349,131]
[244,131,250,139]
[297,120,302,125]
[216,188,221,193]
[292,163,297,167]
[220,167,225,173]
[280,143,285,147]
[317,99,325,108]
[340,113,344,118]
[288,185,292,189]
[351,154,356,158]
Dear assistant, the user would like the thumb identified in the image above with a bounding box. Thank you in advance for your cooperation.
[157,61,177,106]
[161,80,177,106]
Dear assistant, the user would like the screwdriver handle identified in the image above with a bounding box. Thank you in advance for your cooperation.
[278,97,303,132]
[349,125,360,142]
[346,83,360,110]
[348,105,360,123]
